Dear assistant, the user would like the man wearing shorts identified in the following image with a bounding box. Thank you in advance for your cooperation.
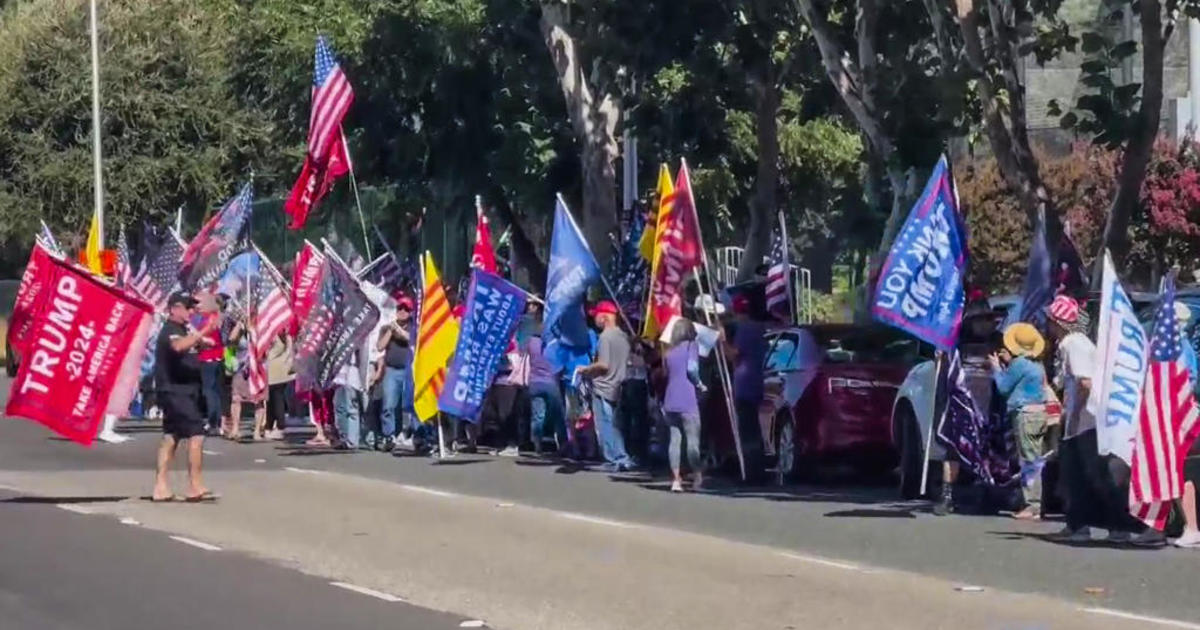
[152,291,219,503]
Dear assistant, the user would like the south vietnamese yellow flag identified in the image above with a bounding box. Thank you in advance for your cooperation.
[413,253,460,422]
[84,211,103,275]
[641,164,675,339]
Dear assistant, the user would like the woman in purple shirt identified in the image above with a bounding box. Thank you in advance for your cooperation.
[664,318,706,492]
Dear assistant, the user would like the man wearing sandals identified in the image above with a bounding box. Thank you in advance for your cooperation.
[151,292,219,503]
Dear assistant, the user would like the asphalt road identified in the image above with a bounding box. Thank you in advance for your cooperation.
[2,391,1200,629]
[0,488,473,630]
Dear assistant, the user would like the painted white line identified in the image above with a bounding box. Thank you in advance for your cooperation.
[119,517,141,526]
[283,466,325,475]
[56,504,94,515]
[254,458,266,464]
[168,536,222,552]
[779,552,860,571]
[202,450,221,456]
[399,484,458,498]
[556,512,636,529]
[459,621,487,628]
[0,483,21,492]
[1081,607,1200,629]
[329,582,405,603]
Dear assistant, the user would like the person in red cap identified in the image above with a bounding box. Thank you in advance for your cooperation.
[579,300,636,471]
[376,294,420,453]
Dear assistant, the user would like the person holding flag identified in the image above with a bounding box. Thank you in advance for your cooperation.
[989,323,1049,520]
[578,301,636,472]
[412,253,459,454]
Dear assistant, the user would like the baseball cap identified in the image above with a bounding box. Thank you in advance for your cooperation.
[589,300,620,317]
[396,295,415,310]
[167,291,197,308]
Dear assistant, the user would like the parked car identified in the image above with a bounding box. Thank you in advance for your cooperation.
[764,324,928,484]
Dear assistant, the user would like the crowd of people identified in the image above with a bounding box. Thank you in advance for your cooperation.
[143,281,777,501]
[950,294,1200,548]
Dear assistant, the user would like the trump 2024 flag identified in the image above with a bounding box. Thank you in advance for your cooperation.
[871,155,968,351]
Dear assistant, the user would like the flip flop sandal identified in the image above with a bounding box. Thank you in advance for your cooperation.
[150,495,181,503]
[184,492,220,503]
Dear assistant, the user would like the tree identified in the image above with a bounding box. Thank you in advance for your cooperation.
[0,0,274,274]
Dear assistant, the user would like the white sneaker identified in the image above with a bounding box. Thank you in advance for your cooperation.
[397,435,414,450]
[97,430,130,444]
[498,445,520,458]
[1174,529,1200,548]
[670,479,684,493]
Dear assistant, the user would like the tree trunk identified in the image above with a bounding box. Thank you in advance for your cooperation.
[952,0,1060,274]
[485,185,548,293]
[796,0,911,272]
[538,1,621,262]
[1092,0,1166,286]
[737,70,780,282]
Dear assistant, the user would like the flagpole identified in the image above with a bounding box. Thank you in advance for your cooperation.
[416,252,447,460]
[555,193,636,335]
[920,351,946,497]
[677,159,746,482]
[89,0,104,249]
[340,126,373,261]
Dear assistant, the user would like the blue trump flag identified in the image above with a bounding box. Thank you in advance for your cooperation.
[1003,206,1052,329]
[544,197,602,348]
[871,155,968,351]
[438,270,528,421]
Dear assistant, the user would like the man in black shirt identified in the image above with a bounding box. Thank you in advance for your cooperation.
[152,291,220,503]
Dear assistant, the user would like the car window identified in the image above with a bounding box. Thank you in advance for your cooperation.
[806,327,926,365]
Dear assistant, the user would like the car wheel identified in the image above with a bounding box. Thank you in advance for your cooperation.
[775,420,795,486]
[897,405,925,500]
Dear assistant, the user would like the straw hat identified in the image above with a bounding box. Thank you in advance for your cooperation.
[1003,323,1045,359]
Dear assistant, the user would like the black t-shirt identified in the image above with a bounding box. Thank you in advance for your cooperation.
[156,320,202,394]
[384,321,415,369]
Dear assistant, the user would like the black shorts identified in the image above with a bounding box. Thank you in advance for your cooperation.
[1186,456,1200,486]
[159,391,206,439]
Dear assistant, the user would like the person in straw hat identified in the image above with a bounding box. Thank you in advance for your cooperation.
[990,323,1049,520]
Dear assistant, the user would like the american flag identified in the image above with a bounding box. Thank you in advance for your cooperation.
[251,255,293,360]
[284,36,353,230]
[114,228,133,289]
[1130,274,1200,530]
[765,214,792,321]
[131,231,185,311]
[309,36,353,165]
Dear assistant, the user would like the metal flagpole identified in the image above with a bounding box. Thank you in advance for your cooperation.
[89,0,104,249]
[919,351,946,497]
[340,126,372,261]
[677,159,746,482]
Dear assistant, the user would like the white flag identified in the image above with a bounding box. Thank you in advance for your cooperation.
[1087,251,1149,465]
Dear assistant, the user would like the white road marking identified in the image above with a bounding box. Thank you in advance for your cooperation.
[202,450,221,456]
[0,483,21,492]
[56,504,94,515]
[1081,607,1200,629]
[778,552,860,571]
[284,466,325,475]
[459,621,487,628]
[329,582,405,602]
[400,484,458,498]
[556,512,636,529]
[119,517,141,526]
[168,536,222,552]
[254,458,266,464]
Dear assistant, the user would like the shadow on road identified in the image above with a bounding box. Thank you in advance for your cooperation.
[825,508,917,519]
[2,495,129,504]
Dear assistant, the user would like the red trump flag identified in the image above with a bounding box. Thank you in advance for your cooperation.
[6,244,154,445]
[647,160,704,329]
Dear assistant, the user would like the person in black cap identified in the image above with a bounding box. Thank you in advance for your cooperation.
[151,291,220,503]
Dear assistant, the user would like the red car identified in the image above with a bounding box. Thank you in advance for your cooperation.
[766,324,927,483]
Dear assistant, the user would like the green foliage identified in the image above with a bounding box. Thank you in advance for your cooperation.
[0,0,274,273]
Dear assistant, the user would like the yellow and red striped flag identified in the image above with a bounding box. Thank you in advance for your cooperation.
[413,253,459,422]
[641,164,675,339]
